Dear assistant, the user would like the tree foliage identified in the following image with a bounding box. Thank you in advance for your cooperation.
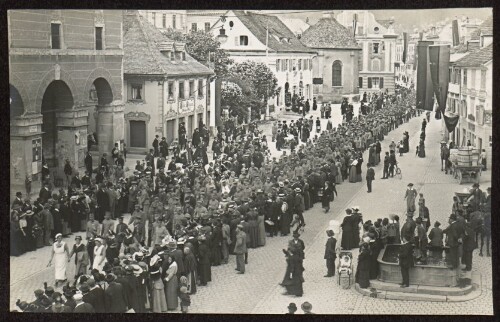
[163,29,233,77]
[229,61,278,103]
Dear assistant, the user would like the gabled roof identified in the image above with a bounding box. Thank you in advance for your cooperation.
[454,43,492,67]
[471,15,493,40]
[233,10,316,53]
[279,17,310,35]
[300,17,360,49]
[376,19,393,29]
[123,13,213,76]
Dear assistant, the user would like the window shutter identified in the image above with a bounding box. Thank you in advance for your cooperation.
[379,77,384,89]
[235,37,239,46]
[368,77,372,88]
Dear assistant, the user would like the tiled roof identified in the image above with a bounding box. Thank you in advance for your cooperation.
[454,43,492,67]
[300,17,360,49]
[471,15,493,40]
[233,11,316,53]
[123,13,214,76]
[450,43,468,54]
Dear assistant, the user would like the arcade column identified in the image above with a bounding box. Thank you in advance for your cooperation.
[55,108,89,179]
[96,103,124,159]
[10,114,43,199]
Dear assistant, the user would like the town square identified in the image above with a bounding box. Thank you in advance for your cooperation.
[8,8,493,314]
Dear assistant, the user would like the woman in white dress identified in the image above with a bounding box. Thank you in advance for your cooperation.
[92,238,106,273]
[47,233,70,286]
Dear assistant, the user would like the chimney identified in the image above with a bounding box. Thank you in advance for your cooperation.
[452,19,460,46]
[467,40,479,52]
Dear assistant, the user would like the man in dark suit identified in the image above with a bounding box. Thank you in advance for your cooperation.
[39,183,51,204]
[382,152,390,179]
[96,184,109,222]
[114,267,133,310]
[152,135,160,157]
[443,214,465,268]
[324,230,337,277]
[73,292,95,313]
[234,224,247,274]
[289,231,305,259]
[12,192,24,210]
[104,274,128,313]
[366,164,375,193]
[398,233,414,287]
[82,278,105,313]
[84,151,93,177]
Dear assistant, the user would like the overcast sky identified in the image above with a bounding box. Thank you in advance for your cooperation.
[256,8,493,32]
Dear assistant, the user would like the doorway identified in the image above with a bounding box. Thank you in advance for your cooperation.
[129,120,146,148]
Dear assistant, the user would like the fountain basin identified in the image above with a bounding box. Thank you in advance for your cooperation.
[378,244,459,287]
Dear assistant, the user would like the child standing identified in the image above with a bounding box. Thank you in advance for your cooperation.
[179,286,191,313]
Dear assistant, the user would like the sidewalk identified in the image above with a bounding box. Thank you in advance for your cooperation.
[250,115,492,314]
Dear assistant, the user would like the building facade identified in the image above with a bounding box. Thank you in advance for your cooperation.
[213,10,316,110]
[187,10,229,33]
[300,13,361,103]
[139,10,188,33]
[123,13,213,154]
[448,43,492,164]
[336,10,397,94]
[9,9,124,197]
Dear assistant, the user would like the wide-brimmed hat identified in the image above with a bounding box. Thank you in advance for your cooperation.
[301,302,312,311]
[105,274,116,283]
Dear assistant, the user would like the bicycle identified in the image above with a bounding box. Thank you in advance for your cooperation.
[395,162,402,180]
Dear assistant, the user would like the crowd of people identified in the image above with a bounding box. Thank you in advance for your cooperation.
[12,85,430,313]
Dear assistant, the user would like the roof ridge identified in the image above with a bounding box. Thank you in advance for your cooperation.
[137,14,166,74]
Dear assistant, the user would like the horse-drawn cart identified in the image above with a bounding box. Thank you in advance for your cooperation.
[450,147,481,184]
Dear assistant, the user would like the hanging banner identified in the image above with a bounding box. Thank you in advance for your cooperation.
[416,41,434,111]
[443,114,460,132]
[429,45,451,113]
[402,32,408,64]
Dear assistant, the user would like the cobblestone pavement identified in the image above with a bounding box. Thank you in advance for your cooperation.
[10,106,492,314]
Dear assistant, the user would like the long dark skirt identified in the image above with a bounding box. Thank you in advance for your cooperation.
[282,276,304,296]
[280,213,291,236]
[198,262,211,285]
[248,221,259,249]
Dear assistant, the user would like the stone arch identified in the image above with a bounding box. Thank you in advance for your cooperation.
[9,73,31,117]
[83,67,120,105]
[35,67,79,113]
[10,84,25,119]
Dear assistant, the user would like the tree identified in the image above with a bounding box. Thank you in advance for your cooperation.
[163,29,233,77]
[229,61,278,106]
[221,77,262,123]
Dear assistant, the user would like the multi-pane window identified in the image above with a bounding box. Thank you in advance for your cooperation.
[198,79,203,96]
[373,43,379,54]
[192,23,197,31]
[168,81,174,100]
[480,70,486,90]
[298,59,302,70]
[170,52,175,62]
[162,14,166,28]
[173,15,176,29]
[240,36,248,46]
[189,80,195,98]
[95,27,103,50]
[332,61,342,86]
[130,83,143,100]
[179,81,185,99]
[205,22,210,32]
[51,23,61,49]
